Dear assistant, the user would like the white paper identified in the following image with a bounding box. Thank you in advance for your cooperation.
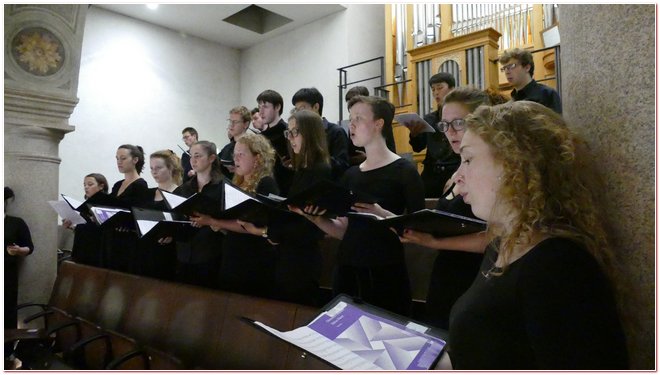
[61,194,83,210]
[136,220,158,235]
[253,323,380,370]
[48,200,87,226]
[161,190,187,208]
[224,183,256,210]
[90,206,130,224]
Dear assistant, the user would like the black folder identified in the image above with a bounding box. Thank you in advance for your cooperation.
[274,179,378,218]
[350,208,487,237]
[131,207,198,243]
[88,204,134,230]
[219,181,297,227]
[160,190,224,219]
[242,294,447,370]
[62,192,129,222]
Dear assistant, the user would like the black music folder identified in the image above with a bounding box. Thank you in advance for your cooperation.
[160,190,224,219]
[87,204,134,229]
[270,179,378,218]
[394,113,436,137]
[61,192,129,222]
[242,294,447,370]
[349,208,486,237]
[219,181,297,227]
[131,207,197,243]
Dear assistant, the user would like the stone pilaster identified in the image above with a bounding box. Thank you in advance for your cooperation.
[4,5,86,307]
[559,4,655,369]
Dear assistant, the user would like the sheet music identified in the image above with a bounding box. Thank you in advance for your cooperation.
[48,200,86,226]
[61,194,83,209]
[161,190,187,208]
[136,220,158,235]
[224,183,257,210]
[90,206,130,224]
[254,301,445,370]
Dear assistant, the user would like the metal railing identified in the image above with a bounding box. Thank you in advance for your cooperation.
[337,57,385,122]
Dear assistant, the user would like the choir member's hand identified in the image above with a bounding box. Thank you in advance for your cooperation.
[62,219,75,230]
[236,220,268,238]
[226,165,236,174]
[351,202,393,219]
[187,169,197,177]
[189,212,214,228]
[157,237,173,245]
[289,204,326,222]
[281,156,293,169]
[399,228,434,245]
[6,244,30,256]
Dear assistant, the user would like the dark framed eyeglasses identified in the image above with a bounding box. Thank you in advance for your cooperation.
[438,119,466,132]
[500,63,517,72]
[284,128,300,139]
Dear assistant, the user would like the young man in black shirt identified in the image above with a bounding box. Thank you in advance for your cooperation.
[257,89,293,194]
[180,126,198,183]
[292,87,350,179]
[500,47,562,114]
[409,72,461,197]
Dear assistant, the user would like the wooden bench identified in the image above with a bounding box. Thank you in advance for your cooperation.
[14,261,333,370]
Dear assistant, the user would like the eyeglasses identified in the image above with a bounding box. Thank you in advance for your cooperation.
[284,128,300,139]
[500,63,517,72]
[438,119,466,132]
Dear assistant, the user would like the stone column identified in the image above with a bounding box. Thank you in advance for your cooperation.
[4,5,87,307]
[560,5,654,369]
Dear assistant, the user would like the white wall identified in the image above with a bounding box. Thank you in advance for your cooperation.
[61,6,240,198]
[61,4,385,199]
[239,4,385,123]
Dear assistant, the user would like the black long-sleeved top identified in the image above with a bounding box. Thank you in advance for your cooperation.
[173,177,224,264]
[322,118,350,179]
[511,79,562,114]
[338,158,425,266]
[218,140,236,179]
[181,151,193,183]
[262,118,293,195]
[5,215,34,329]
[449,237,628,369]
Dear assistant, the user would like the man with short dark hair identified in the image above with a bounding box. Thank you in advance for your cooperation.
[409,72,460,197]
[500,47,562,114]
[257,89,293,194]
[181,127,198,183]
[292,87,350,178]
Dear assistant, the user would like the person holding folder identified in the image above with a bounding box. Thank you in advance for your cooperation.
[190,133,280,297]
[137,149,183,280]
[64,173,108,267]
[446,101,627,369]
[173,141,225,288]
[102,144,150,273]
[293,96,424,316]
[400,87,507,329]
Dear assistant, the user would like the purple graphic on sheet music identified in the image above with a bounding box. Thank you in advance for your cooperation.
[308,304,445,370]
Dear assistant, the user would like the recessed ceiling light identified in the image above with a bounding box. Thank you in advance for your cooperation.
[146,4,159,10]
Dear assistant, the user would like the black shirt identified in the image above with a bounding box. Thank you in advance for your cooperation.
[181,152,193,183]
[409,109,460,169]
[511,79,562,114]
[218,140,236,179]
[322,118,350,179]
[338,158,425,266]
[261,118,293,195]
[110,178,150,207]
[449,237,628,369]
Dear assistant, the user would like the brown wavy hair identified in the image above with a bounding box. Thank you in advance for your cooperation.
[150,149,183,186]
[232,133,276,194]
[443,86,510,112]
[287,110,330,170]
[465,101,613,275]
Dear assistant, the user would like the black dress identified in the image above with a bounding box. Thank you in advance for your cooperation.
[268,163,331,306]
[449,238,628,369]
[336,158,425,316]
[218,176,279,298]
[5,215,34,329]
[102,178,150,273]
[261,119,294,195]
[135,188,178,281]
[218,140,235,180]
[173,177,225,288]
[423,186,483,330]
[70,192,107,267]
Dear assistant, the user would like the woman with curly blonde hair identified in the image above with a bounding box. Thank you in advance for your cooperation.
[447,101,628,369]
[231,133,276,194]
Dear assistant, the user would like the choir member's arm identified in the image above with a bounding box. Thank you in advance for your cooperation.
[289,204,348,240]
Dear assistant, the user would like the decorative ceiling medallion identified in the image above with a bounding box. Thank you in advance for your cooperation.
[12,27,65,76]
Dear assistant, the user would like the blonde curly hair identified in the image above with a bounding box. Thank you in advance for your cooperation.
[465,101,613,275]
[232,133,276,194]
